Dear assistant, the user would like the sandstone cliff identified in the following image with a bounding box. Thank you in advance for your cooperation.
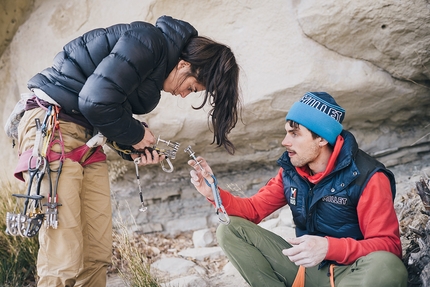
[1,0,429,182]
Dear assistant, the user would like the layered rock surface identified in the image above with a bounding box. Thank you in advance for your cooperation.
[1,4,430,285]
[1,0,429,180]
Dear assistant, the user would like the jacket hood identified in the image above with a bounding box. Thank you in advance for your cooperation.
[155,16,198,77]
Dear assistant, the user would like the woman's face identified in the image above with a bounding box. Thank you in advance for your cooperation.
[163,60,205,98]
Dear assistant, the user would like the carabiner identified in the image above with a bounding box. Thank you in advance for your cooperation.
[207,173,230,225]
[160,158,174,173]
[217,205,231,225]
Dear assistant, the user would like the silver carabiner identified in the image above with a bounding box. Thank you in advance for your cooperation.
[217,205,231,225]
[160,158,174,173]
[155,136,180,173]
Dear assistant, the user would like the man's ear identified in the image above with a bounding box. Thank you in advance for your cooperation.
[318,138,329,147]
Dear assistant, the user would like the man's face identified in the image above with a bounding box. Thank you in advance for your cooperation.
[281,122,321,167]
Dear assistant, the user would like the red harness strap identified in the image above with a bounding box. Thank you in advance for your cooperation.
[14,145,106,182]
[15,100,106,181]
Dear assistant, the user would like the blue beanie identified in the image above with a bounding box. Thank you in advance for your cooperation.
[285,92,345,145]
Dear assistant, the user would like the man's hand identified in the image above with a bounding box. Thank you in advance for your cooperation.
[188,156,215,200]
[282,235,328,268]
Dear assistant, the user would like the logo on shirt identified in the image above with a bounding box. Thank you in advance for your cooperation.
[290,187,298,206]
[322,195,348,205]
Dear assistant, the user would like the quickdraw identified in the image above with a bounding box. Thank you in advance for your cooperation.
[42,105,63,229]
[108,135,180,173]
[134,158,148,212]
[6,155,46,237]
[6,104,63,237]
[108,135,181,212]
[184,145,230,225]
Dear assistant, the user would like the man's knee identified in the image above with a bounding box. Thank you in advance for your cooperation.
[357,251,408,287]
[216,216,241,247]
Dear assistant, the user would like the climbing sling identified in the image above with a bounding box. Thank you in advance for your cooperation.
[291,264,336,287]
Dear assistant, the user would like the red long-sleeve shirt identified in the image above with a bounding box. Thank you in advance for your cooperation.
[212,138,402,265]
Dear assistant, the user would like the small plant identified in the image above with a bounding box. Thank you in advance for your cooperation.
[111,198,162,287]
[0,180,39,287]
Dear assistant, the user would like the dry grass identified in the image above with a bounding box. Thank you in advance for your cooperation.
[109,228,230,287]
[111,223,162,287]
[109,199,166,287]
[0,180,39,287]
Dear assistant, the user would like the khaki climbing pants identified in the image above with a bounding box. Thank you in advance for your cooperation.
[18,108,112,287]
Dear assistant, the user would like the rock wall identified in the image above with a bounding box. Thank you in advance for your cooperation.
[0,0,429,183]
[0,0,34,57]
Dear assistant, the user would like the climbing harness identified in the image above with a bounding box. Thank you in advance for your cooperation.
[184,145,230,225]
[6,104,63,237]
[7,102,107,237]
[113,135,180,212]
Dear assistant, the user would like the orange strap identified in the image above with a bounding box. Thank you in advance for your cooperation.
[292,264,335,287]
[292,265,305,287]
[329,264,335,287]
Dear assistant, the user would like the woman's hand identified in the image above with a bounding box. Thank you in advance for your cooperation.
[131,148,165,166]
[131,126,165,166]
[132,126,156,150]
[188,156,215,200]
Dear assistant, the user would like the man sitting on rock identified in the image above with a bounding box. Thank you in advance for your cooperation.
[187,92,408,287]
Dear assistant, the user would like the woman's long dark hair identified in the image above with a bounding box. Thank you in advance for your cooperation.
[180,36,241,155]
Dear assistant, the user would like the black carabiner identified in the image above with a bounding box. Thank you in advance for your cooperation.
[13,155,46,215]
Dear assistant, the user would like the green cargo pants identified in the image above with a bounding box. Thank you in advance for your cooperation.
[217,216,408,287]
[18,107,112,287]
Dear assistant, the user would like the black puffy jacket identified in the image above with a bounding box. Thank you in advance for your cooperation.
[27,16,197,145]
